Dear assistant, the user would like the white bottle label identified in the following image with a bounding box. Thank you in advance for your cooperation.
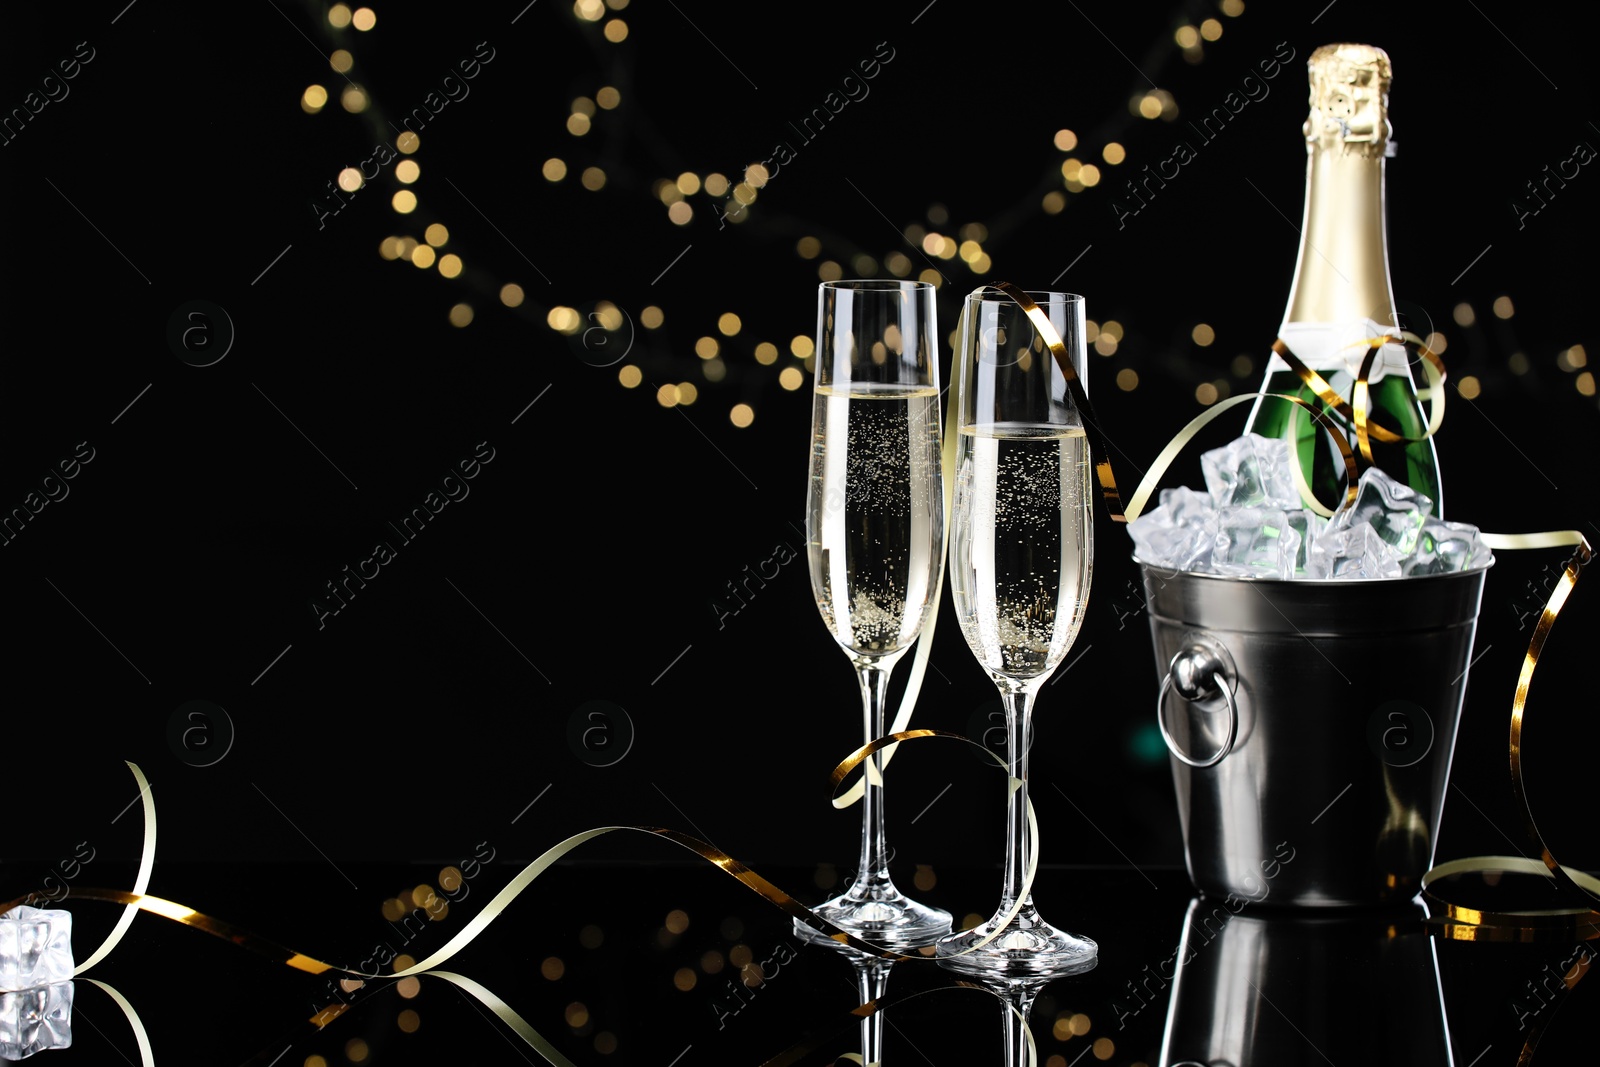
[1265,319,1413,385]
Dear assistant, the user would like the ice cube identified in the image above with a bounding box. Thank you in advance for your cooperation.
[1129,487,1217,570]
[1159,486,1216,527]
[1331,467,1433,557]
[0,908,72,993]
[0,982,72,1060]
[1308,521,1402,579]
[1405,518,1490,576]
[1212,506,1304,580]
[1200,433,1301,510]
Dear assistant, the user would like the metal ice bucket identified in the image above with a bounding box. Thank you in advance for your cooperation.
[1139,560,1490,907]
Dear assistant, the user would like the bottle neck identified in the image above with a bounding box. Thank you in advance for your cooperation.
[1283,148,1397,329]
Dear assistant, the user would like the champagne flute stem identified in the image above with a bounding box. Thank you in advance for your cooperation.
[851,956,893,1066]
[1000,981,1043,1067]
[852,662,894,895]
[999,687,1034,913]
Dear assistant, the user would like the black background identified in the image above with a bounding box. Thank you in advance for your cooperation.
[3,1,1598,1064]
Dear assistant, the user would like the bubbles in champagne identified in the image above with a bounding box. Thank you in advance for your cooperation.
[808,384,943,657]
[952,425,1092,680]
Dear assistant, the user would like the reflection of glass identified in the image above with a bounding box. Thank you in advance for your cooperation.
[936,290,1097,978]
[800,280,951,950]
[1160,897,1451,1066]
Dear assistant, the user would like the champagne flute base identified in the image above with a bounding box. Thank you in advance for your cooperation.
[934,904,1097,978]
[794,887,952,951]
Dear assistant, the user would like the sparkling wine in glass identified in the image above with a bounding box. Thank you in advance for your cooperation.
[936,287,1098,978]
[800,279,952,950]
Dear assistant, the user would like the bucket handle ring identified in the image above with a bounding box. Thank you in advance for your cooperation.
[1157,642,1238,769]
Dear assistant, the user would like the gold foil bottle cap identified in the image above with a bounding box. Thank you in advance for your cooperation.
[1304,43,1394,158]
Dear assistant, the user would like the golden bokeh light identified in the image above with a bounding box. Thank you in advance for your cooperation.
[396,131,420,153]
[667,201,693,225]
[695,336,719,359]
[778,366,804,391]
[718,313,742,336]
[704,173,729,196]
[603,18,628,41]
[541,957,565,980]
[567,113,592,136]
[392,190,418,214]
[437,254,462,278]
[1054,128,1078,150]
[597,86,621,109]
[425,223,449,247]
[396,159,420,183]
[500,283,525,307]
[337,167,363,192]
[1191,323,1215,346]
[1200,18,1223,40]
[341,85,368,112]
[581,167,607,190]
[618,365,642,388]
[543,158,568,182]
[641,306,664,329]
[565,1002,590,1028]
[328,4,352,28]
[301,85,328,113]
[352,7,376,30]
[397,1009,420,1033]
[656,384,680,407]
[673,968,697,991]
[730,403,754,428]
[1117,368,1139,390]
[1102,142,1126,164]
[1493,295,1514,319]
[330,49,353,73]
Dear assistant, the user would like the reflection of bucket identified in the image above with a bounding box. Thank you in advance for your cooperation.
[1159,898,1453,1066]
[1140,561,1489,907]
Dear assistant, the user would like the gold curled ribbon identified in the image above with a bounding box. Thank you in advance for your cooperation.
[1420,530,1598,950]
[988,281,1128,523]
[1122,391,1359,522]
[826,728,1044,962]
[1272,332,1447,470]
[25,731,1056,1065]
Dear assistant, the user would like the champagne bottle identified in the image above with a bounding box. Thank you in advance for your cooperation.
[1242,43,1442,515]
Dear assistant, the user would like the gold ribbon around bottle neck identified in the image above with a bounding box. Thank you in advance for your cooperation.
[1271,332,1447,468]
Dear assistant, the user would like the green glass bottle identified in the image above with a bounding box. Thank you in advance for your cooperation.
[1242,43,1442,515]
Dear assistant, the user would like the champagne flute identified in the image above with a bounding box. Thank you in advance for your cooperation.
[935,287,1098,977]
[800,279,952,949]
